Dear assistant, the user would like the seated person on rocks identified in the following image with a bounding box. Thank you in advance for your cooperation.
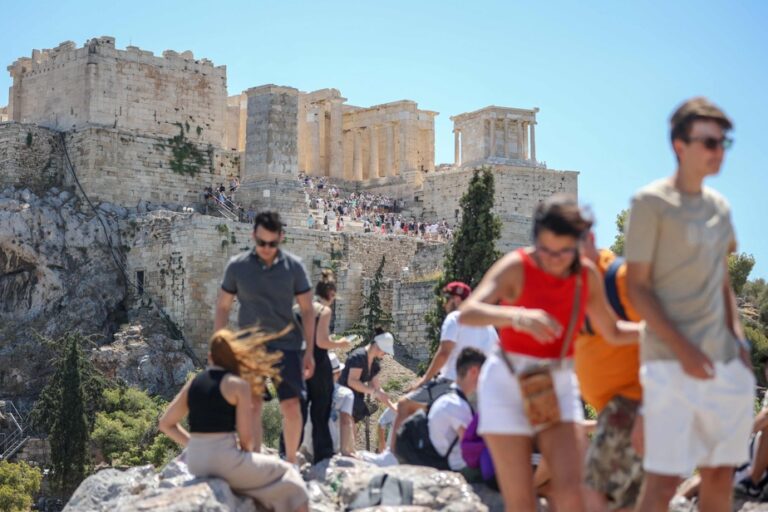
[427,347,486,473]
[301,352,355,460]
[390,282,497,453]
[338,328,396,428]
[159,328,309,512]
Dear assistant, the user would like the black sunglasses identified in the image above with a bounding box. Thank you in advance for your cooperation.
[686,136,733,151]
[255,237,280,248]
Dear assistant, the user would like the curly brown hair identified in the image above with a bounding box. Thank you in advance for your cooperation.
[209,326,290,395]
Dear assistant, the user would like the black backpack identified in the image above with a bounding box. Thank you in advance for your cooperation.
[394,388,473,470]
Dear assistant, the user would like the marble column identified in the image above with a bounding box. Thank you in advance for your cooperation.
[516,121,524,159]
[489,119,496,158]
[329,99,344,179]
[369,126,379,179]
[522,121,529,160]
[310,108,321,175]
[353,129,363,181]
[385,123,394,177]
[454,129,460,166]
[503,119,510,158]
[530,122,536,163]
[398,122,406,174]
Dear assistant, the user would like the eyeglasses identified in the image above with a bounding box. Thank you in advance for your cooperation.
[536,244,578,259]
[686,136,733,151]
[255,237,280,248]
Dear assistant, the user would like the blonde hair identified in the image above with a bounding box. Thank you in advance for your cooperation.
[209,325,292,395]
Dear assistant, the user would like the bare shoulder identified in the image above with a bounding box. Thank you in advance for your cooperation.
[220,374,250,405]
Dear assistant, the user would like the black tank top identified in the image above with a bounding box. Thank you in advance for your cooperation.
[187,369,236,433]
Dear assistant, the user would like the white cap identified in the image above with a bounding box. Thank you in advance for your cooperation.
[373,332,395,356]
[329,352,344,372]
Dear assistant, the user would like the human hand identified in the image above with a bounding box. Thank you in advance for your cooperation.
[678,344,715,380]
[303,352,315,380]
[512,309,562,343]
[373,389,389,402]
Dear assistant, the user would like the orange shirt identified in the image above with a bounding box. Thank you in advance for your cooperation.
[574,249,642,412]
[499,249,589,359]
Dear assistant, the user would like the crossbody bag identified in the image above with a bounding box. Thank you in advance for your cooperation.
[499,274,582,429]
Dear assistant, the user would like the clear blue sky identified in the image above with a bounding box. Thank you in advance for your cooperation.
[3,1,767,277]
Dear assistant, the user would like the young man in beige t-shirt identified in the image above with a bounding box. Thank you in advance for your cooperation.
[626,97,754,512]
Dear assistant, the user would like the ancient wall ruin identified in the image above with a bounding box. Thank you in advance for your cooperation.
[61,126,240,207]
[122,213,445,358]
[0,123,64,193]
[7,37,228,146]
[421,165,579,251]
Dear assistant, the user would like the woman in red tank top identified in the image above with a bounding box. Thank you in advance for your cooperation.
[460,195,639,512]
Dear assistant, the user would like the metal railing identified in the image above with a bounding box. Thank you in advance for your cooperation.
[0,400,29,460]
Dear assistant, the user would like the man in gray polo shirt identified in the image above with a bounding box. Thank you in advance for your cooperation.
[214,210,315,464]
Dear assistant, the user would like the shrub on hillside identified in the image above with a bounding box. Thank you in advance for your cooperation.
[0,460,42,512]
[91,386,179,467]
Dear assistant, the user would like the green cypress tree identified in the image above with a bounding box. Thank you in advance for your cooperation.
[49,334,90,494]
[350,256,394,346]
[424,167,502,361]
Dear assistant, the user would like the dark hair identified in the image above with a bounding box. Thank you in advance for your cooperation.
[315,269,337,300]
[373,326,385,337]
[533,194,593,240]
[253,211,283,233]
[456,347,486,378]
[670,97,732,144]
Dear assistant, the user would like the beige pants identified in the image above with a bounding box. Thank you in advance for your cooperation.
[187,433,308,512]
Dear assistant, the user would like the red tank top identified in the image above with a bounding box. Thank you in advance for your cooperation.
[499,248,589,358]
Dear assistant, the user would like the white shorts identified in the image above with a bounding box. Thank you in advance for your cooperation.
[641,358,755,477]
[478,352,584,436]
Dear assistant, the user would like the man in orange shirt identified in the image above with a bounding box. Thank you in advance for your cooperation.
[575,232,643,512]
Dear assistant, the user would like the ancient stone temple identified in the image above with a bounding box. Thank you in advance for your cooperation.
[451,106,539,167]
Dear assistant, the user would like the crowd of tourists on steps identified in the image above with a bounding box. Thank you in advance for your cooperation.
[159,97,761,512]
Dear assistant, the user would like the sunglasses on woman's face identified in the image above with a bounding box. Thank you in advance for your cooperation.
[536,244,577,259]
[255,237,280,248]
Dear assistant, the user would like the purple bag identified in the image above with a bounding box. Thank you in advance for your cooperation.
[460,414,496,481]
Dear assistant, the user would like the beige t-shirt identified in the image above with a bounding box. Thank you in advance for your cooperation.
[625,178,737,363]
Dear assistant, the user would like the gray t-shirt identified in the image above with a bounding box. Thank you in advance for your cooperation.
[625,178,737,363]
[221,249,311,350]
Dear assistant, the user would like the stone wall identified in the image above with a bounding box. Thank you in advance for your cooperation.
[0,123,64,193]
[122,213,445,359]
[391,279,438,360]
[8,37,228,146]
[13,437,50,466]
[422,165,579,251]
[61,126,240,207]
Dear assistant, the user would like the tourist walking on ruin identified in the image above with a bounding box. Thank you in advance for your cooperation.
[303,270,354,462]
[214,211,316,465]
[459,195,639,512]
[159,328,309,512]
[390,281,497,453]
[575,231,644,512]
[626,98,754,512]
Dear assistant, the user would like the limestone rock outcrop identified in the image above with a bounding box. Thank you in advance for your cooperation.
[0,186,197,402]
[65,454,495,512]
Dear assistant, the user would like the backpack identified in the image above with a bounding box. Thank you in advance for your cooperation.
[346,473,413,510]
[584,256,628,335]
[394,388,473,470]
